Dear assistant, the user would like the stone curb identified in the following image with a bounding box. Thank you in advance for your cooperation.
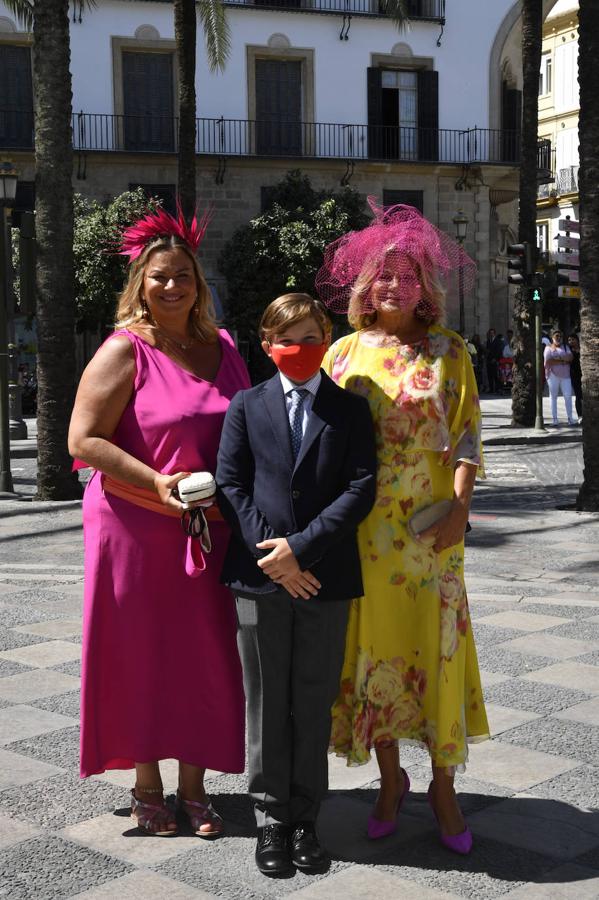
[483,432,582,447]
[0,498,82,515]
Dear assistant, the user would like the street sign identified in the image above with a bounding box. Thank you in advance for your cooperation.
[558,268,580,283]
[554,251,580,267]
[558,285,581,298]
[556,235,580,250]
[558,218,580,232]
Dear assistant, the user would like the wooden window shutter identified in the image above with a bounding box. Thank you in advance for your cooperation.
[417,69,438,161]
[383,189,424,212]
[0,45,33,148]
[501,82,521,162]
[367,67,383,159]
[122,51,174,152]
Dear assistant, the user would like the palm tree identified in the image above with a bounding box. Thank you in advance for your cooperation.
[511,0,542,427]
[174,0,231,220]
[576,0,599,510]
[7,0,83,498]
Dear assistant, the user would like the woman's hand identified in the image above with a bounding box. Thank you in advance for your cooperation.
[418,500,469,553]
[153,471,192,512]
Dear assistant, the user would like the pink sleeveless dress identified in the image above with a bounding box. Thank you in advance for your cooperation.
[80,329,249,777]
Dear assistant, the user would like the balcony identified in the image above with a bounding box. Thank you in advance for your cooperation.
[556,165,579,195]
[224,0,445,20]
[2,110,524,166]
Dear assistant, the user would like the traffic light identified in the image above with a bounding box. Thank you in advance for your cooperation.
[507,242,534,286]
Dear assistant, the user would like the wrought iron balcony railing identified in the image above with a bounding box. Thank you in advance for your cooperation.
[224,0,445,20]
[2,110,545,170]
[69,112,519,165]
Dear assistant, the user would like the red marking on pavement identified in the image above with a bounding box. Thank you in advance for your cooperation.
[469,514,498,521]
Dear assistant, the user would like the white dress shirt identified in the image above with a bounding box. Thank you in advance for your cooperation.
[279,370,322,440]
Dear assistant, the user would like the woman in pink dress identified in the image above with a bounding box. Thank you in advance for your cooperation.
[69,209,248,837]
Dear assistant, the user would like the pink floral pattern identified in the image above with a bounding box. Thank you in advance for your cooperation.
[324,326,489,768]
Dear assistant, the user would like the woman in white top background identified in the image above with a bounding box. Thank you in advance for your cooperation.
[543,329,575,426]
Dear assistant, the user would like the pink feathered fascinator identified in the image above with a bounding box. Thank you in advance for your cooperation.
[119,206,212,262]
[315,197,476,315]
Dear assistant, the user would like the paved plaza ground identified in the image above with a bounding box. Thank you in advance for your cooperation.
[0,397,598,899]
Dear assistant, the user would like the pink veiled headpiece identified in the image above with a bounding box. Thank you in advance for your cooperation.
[119,206,211,262]
[315,198,477,316]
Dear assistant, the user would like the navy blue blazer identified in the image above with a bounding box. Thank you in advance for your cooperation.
[216,370,377,600]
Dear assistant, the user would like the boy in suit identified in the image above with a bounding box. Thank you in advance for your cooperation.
[216,293,376,877]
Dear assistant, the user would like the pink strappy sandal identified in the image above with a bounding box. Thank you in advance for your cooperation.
[176,789,224,838]
[130,789,178,836]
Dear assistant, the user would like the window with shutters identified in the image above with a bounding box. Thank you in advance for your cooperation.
[536,222,549,254]
[501,81,521,163]
[0,43,33,149]
[130,183,177,215]
[367,63,437,162]
[10,181,35,227]
[382,189,423,212]
[247,47,314,158]
[539,53,552,97]
[381,70,418,160]
[255,58,302,155]
[554,41,579,113]
[122,52,175,151]
[112,37,178,153]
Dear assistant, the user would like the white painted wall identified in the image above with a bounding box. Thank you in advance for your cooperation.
[1,0,518,132]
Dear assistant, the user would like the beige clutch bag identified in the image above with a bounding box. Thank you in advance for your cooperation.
[407,500,453,546]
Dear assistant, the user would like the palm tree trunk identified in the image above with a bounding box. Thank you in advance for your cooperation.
[33,0,81,499]
[511,0,542,427]
[175,0,197,220]
[576,1,599,510]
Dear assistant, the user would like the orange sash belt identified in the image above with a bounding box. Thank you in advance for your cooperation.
[102,474,224,522]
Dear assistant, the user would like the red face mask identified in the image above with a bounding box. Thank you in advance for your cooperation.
[270,342,328,382]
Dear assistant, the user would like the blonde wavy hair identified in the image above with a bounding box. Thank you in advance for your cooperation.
[115,235,218,343]
[347,250,446,331]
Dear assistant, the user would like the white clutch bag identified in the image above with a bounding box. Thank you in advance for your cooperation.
[177,472,216,506]
[407,499,453,546]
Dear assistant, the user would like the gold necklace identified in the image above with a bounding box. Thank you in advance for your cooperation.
[153,325,196,352]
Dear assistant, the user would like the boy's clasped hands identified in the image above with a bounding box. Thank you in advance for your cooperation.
[256,537,321,599]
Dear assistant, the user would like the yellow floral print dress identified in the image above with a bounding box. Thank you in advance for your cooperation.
[323,325,490,769]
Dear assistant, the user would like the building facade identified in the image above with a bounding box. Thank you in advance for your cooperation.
[0,0,546,336]
[536,0,579,331]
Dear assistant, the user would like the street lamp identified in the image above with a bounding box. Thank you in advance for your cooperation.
[0,162,18,493]
[452,210,469,336]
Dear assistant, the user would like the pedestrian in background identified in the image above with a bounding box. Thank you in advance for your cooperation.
[69,209,248,837]
[567,332,582,422]
[470,334,485,390]
[543,329,575,426]
[485,328,501,393]
[316,199,489,857]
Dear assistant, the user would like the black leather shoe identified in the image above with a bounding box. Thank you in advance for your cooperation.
[291,822,330,874]
[255,824,293,877]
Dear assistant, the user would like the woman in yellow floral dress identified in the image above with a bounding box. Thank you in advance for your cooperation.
[316,200,489,855]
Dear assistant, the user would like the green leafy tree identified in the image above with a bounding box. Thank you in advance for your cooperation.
[73,189,159,333]
[219,171,368,380]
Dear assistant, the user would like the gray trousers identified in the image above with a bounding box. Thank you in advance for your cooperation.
[235,589,349,827]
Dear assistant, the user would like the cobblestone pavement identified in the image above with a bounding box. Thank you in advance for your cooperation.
[1,401,598,899]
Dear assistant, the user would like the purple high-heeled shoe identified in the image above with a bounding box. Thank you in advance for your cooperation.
[367,768,410,839]
[427,783,473,855]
